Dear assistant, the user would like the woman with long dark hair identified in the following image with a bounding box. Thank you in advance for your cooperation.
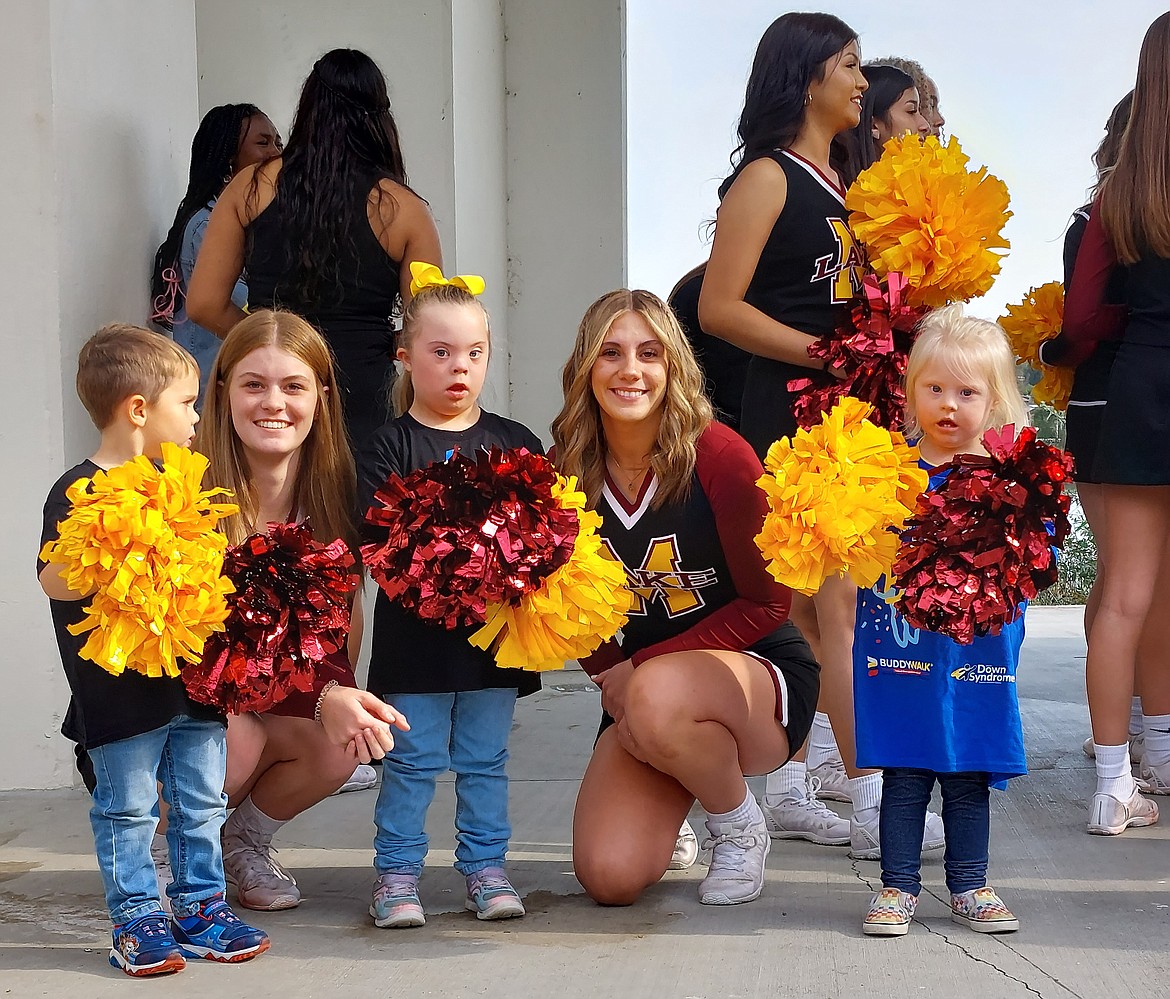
[698,13,944,859]
[840,63,929,186]
[151,104,281,402]
[1043,13,1170,836]
[187,49,442,446]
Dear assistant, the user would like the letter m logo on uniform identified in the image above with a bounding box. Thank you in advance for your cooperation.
[603,535,715,619]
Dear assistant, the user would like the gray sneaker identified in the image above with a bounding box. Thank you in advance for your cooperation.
[223,841,301,911]
[699,813,770,905]
[761,778,849,846]
[668,819,699,870]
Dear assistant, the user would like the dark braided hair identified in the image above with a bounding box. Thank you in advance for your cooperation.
[718,13,857,200]
[266,49,415,309]
[150,103,261,330]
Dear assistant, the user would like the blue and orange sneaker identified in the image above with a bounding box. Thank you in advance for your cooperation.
[171,895,270,962]
[109,912,186,977]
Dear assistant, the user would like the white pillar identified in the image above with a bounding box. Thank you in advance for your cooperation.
[502,0,628,441]
[0,0,198,789]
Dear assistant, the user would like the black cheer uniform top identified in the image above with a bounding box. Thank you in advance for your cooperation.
[580,422,803,673]
[357,412,544,697]
[738,149,866,459]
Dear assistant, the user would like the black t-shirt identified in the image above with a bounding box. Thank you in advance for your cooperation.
[39,461,224,750]
[357,412,545,697]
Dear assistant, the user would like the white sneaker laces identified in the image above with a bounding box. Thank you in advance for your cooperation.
[225,842,294,886]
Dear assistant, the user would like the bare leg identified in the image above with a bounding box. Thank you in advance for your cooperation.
[236,716,357,820]
[1087,486,1170,745]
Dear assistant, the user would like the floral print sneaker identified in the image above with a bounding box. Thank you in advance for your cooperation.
[950,886,1019,933]
[862,887,917,936]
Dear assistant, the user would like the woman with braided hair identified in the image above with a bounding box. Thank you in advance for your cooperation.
[188,49,442,448]
[151,103,281,404]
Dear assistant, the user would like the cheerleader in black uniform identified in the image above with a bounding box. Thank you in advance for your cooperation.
[1042,94,1147,765]
[555,290,820,907]
[698,13,944,858]
[1042,14,1170,836]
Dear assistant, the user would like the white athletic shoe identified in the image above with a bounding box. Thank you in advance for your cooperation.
[1082,735,1145,764]
[668,819,700,870]
[699,812,770,905]
[760,778,849,846]
[850,808,945,861]
[332,764,378,795]
[807,758,851,802]
[1137,758,1170,795]
[1086,785,1159,835]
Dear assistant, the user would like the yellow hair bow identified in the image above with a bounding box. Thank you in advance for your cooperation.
[409,261,486,297]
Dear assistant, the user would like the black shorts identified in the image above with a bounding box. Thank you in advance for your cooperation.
[596,621,821,769]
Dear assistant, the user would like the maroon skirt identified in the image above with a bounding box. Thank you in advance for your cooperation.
[265,649,357,719]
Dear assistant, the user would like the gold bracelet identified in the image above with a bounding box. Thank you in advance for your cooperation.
[313,680,340,724]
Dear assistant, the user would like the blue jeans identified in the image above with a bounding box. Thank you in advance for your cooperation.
[373,689,518,877]
[87,716,228,925]
[172,322,222,409]
[880,769,990,896]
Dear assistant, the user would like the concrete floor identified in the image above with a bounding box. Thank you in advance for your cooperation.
[2,606,1168,997]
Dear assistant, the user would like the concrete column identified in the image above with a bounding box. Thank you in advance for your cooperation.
[502,0,627,441]
[0,0,198,789]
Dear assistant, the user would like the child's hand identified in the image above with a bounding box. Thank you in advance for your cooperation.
[319,687,409,761]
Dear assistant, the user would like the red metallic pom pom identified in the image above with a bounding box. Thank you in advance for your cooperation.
[893,426,1074,644]
[789,273,929,431]
[361,447,579,629]
[183,522,358,714]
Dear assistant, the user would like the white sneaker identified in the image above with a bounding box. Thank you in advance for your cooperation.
[150,836,173,915]
[668,819,699,870]
[761,778,849,846]
[699,812,770,905]
[1139,758,1170,795]
[850,808,945,861]
[333,764,378,795]
[222,839,301,910]
[1082,735,1144,764]
[1086,785,1159,835]
[807,758,851,802]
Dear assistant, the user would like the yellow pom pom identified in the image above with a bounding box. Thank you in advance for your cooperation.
[846,135,1012,309]
[999,281,1071,411]
[754,397,928,595]
[469,475,633,670]
[39,443,237,678]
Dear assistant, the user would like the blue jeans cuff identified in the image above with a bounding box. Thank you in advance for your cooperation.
[111,899,167,928]
[456,858,507,877]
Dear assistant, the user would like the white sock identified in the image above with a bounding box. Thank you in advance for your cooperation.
[1131,697,1144,738]
[227,795,285,845]
[764,761,806,804]
[1095,743,1137,798]
[1141,714,1170,768]
[849,772,883,817]
[706,786,760,829]
[806,712,839,770]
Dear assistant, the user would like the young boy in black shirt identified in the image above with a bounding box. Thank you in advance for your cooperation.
[38,325,268,977]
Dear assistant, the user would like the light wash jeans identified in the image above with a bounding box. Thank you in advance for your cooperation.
[373,689,518,877]
[87,715,228,924]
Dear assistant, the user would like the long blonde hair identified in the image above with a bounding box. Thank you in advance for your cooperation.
[1098,12,1170,263]
[392,284,492,416]
[552,289,713,509]
[197,309,358,549]
[904,305,1028,440]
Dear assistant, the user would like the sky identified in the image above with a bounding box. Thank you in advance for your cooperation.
[626,0,1167,319]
